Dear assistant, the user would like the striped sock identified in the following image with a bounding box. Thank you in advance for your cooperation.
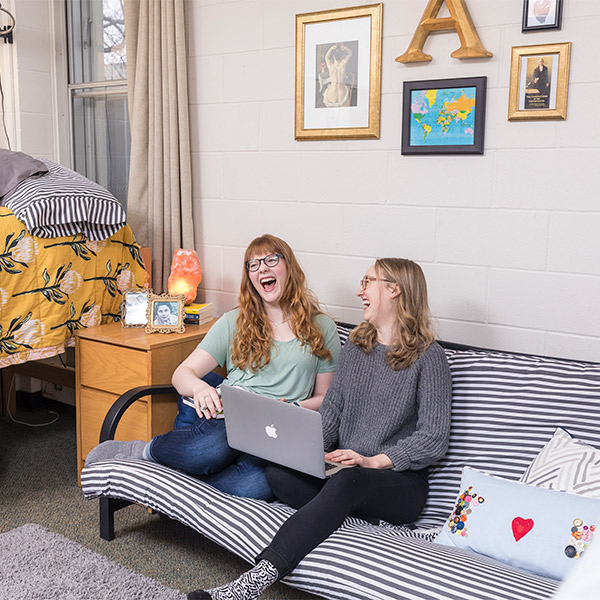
[187,560,279,600]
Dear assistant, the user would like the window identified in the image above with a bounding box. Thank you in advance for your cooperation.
[67,0,129,207]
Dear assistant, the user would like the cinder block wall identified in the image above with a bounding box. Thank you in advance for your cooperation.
[188,0,600,361]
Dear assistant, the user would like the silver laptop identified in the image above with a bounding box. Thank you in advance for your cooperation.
[220,384,350,479]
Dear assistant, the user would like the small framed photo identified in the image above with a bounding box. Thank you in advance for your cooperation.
[522,0,562,32]
[121,290,150,328]
[295,3,383,140]
[508,42,571,121]
[401,76,487,155]
[145,293,186,334]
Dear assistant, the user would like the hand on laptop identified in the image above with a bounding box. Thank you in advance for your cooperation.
[325,449,393,470]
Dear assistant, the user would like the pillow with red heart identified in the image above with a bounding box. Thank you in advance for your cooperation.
[434,467,600,580]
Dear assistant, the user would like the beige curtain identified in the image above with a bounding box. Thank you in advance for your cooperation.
[124,0,194,293]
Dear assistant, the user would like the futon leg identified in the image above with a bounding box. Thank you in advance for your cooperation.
[99,496,132,541]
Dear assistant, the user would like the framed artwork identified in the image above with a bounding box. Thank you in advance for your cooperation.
[121,290,150,327]
[508,42,571,121]
[401,76,487,155]
[522,0,563,32]
[145,293,185,334]
[295,3,383,140]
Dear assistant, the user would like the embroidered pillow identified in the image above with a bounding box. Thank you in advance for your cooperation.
[434,467,600,580]
[519,427,600,498]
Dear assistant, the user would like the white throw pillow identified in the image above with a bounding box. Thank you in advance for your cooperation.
[520,427,600,499]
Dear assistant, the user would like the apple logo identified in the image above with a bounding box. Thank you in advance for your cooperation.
[265,424,278,439]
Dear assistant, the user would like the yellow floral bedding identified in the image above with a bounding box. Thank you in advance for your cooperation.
[0,208,148,367]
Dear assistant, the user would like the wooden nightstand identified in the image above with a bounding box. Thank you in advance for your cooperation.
[75,319,217,479]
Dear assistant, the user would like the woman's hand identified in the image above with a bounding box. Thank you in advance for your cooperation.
[325,449,393,470]
[192,384,222,419]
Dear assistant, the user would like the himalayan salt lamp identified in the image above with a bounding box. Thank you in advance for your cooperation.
[167,249,202,304]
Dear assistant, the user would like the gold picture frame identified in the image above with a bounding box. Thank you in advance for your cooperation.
[295,3,383,140]
[508,42,571,121]
[145,293,186,334]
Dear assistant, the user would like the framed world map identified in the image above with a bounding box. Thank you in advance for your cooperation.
[401,76,487,155]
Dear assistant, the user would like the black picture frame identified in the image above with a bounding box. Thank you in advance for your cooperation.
[401,76,487,156]
[522,0,562,32]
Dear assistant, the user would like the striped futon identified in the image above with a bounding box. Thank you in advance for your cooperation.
[81,324,600,600]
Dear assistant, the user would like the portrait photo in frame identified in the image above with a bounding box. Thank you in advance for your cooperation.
[522,0,562,32]
[401,76,487,155]
[295,3,383,140]
[145,293,186,334]
[121,289,150,327]
[508,42,571,121]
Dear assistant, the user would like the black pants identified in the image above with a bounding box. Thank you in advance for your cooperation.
[256,464,429,577]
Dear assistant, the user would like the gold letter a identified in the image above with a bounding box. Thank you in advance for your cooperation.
[396,0,492,63]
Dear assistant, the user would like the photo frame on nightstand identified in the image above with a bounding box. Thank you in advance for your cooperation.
[121,290,150,327]
[145,292,186,334]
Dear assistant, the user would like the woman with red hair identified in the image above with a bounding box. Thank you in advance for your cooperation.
[85,234,340,501]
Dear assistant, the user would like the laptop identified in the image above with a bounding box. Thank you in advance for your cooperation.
[220,384,351,479]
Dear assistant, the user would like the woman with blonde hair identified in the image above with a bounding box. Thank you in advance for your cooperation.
[86,234,341,500]
[188,258,452,600]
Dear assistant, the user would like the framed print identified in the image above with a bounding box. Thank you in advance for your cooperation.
[522,0,562,32]
[121,290,150,327]
[401,76,487,155]
[508,42,571,121]
[145,293,185,334]
[295,3,383,140]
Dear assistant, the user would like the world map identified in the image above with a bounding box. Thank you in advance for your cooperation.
[410,87,477,146]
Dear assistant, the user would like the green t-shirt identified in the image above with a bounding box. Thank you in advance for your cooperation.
[198,309,340,403]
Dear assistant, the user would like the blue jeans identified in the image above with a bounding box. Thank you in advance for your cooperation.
[147,411,274,501]
[173,371,224,429]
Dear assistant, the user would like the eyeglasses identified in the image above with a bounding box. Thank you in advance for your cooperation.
[245,253,283,272]
[359,276,394,289]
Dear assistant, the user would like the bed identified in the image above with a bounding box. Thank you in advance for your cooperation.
[0,150,148,411]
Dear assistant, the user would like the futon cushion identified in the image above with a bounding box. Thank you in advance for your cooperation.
[416,349,600,528]
[520,427,600,498]
[435,467,600,580]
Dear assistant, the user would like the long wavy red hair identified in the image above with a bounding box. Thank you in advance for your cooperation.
[350,258,435,369]
[231,234,331,372]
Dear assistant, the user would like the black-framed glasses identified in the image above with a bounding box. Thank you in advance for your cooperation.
[245,253,283,272]
[359,276,394,289]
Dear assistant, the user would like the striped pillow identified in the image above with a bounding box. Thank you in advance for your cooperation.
[4,160,126,241]
[520,427,600,498]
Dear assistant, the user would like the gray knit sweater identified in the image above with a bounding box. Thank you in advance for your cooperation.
[319,340,452,471]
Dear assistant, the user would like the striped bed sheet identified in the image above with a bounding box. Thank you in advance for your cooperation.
[81,326,600,600]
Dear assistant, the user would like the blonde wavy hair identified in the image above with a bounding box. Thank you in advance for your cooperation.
[231,234,331,372]
[350,258,435,370]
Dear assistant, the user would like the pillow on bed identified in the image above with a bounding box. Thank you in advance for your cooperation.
[0,149,48,198]
[434,466,600,580]
[3,159,126,241]
[519,427,600,499]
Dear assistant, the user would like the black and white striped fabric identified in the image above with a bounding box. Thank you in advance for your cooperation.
[81,339,600,600]
[4,160,126,240]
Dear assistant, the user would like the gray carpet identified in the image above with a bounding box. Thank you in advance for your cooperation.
[0,523,185,599]
[0,400,317,599]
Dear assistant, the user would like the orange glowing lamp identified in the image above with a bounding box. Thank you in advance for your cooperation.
[167,249,202,305]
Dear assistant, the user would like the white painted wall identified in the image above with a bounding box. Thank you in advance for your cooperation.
[3,1,599,362]
[188,0,600,362]
[0,0,68,161]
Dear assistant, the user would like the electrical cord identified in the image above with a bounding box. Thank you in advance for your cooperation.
[0,2,14,149]
[0,67,11,150]
[0,3,16,36]
[5,374,59,427]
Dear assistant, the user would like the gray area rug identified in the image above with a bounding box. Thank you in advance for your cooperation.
[0,523,185,599]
